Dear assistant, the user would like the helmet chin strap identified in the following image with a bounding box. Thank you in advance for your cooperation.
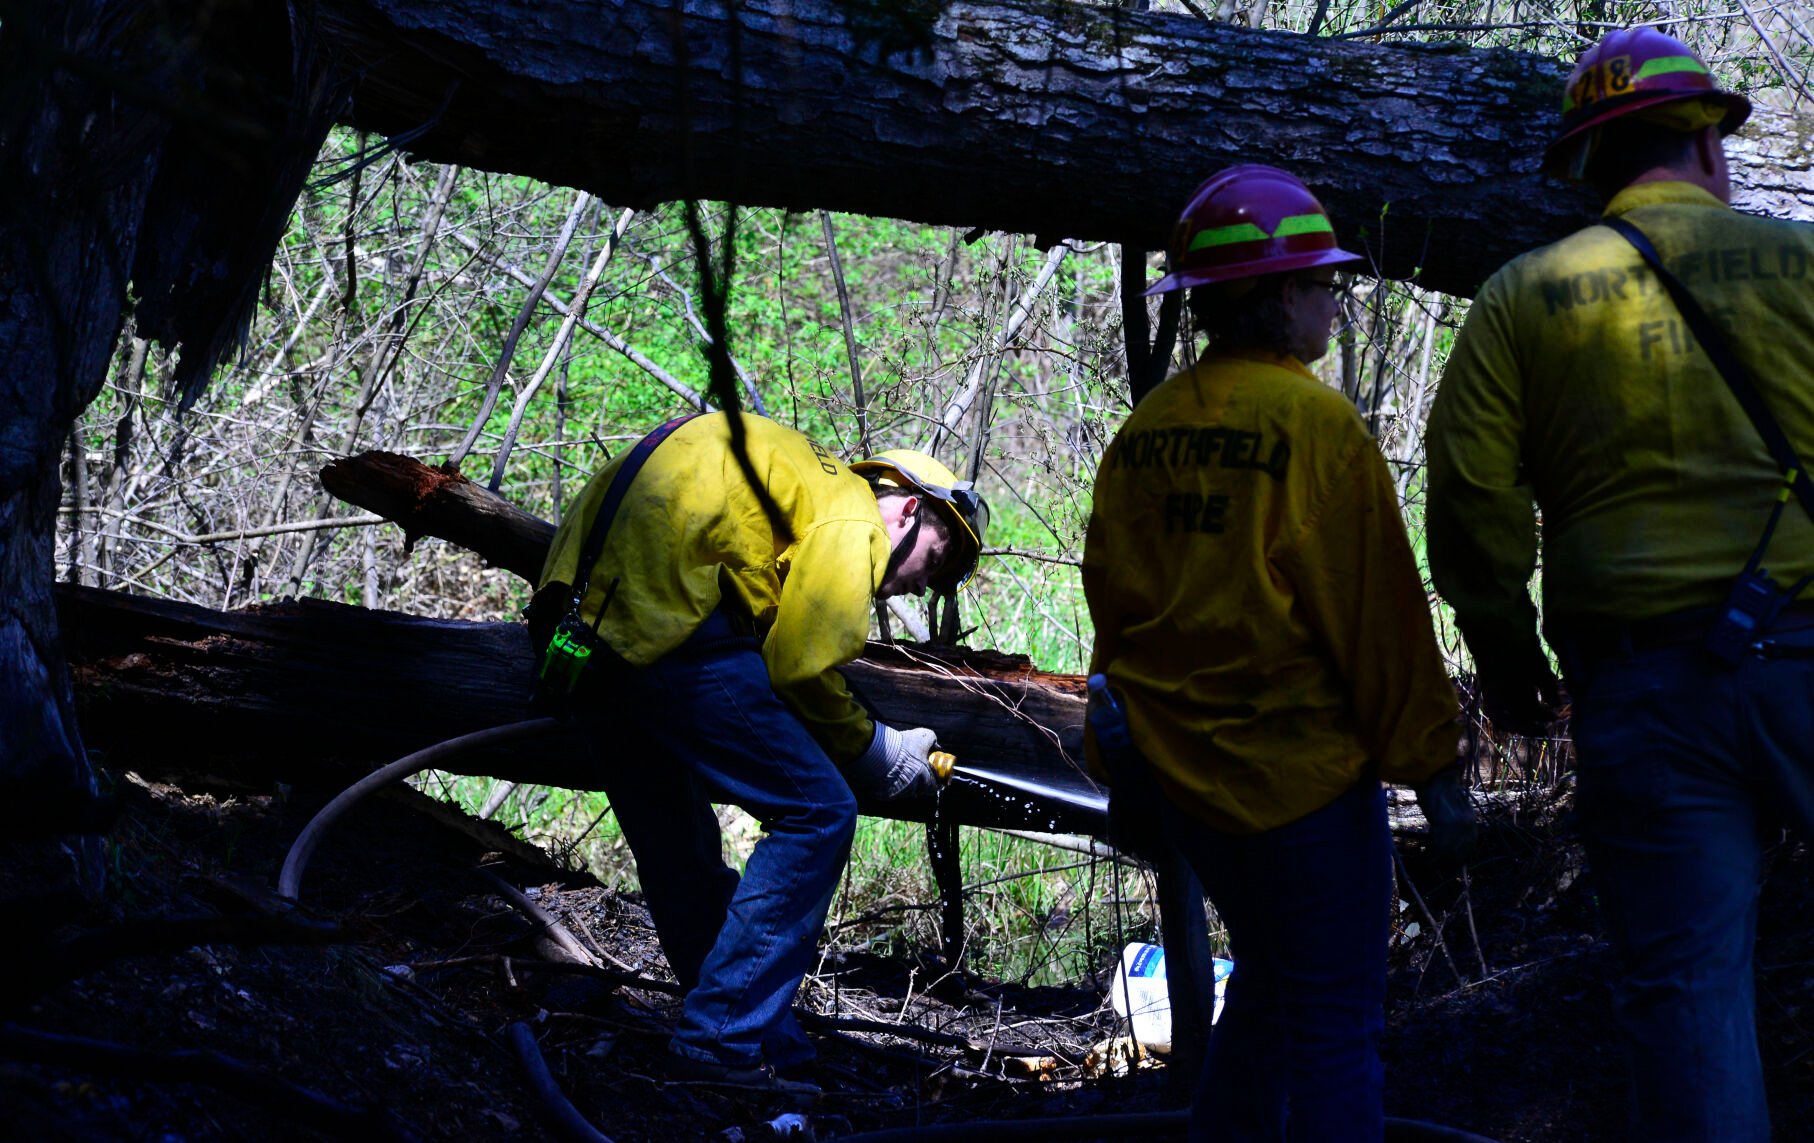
[882,503,924,585]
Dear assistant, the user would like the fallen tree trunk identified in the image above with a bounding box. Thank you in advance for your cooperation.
[319,451,555,584]
[58,584,1101,834]
[315,0,1814,300]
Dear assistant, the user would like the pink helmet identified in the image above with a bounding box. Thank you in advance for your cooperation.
[1145,165,1363,296]
[1544,27,1750,176]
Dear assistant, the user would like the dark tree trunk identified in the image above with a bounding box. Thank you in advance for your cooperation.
[0,1,341,886]
[1,4,167,891]
[314,0,1813,300]
[59,584,1102,834]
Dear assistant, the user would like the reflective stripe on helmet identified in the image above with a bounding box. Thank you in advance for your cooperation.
[1189,213,1334,252]
[1635,54,1710,82]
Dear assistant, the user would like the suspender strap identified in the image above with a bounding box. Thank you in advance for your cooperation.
[1603,217,1814,525]
[569,412,700,614]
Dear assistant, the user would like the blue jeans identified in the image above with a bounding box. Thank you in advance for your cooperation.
[580,610,858,1070]
[1166,778,1392,1142]
[1565,636,1814,1142]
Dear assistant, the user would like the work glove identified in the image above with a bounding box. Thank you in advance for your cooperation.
[845,723,940,802]
[1412,765,1478,866]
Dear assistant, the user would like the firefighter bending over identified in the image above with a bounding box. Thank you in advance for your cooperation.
[533,411,986,1093]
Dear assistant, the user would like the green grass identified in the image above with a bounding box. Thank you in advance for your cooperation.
[416,771,1177,986]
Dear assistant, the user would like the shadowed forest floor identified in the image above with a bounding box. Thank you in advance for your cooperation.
[6,763,1812,1141]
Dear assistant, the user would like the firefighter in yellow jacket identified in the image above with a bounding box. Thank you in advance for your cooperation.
[1083,166,1465,1140]
[537,411,986,1092]
[1426,28,1814,1140]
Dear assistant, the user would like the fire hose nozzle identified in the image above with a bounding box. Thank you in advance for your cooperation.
[928,750,956,783]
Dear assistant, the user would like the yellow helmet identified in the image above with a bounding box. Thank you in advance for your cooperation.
[850,448,989,590]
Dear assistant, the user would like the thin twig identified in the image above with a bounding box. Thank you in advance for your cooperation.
[981,828,1141,868]
[981,545,1082,567]
[473,868,627,971]
[927,244,1067,456]
[1394,848,1465,988]
[448,231,708,409]
[489,206,636,491]
[450,190,593,469]
[1738,0,1813,109]
[795,1009,974,1050]
[821,210,872,455]
[635,249,766,413]
[404,954,681,995]
[887,644,1078,768]
[1461,865,1489,979]
[64,507,386,545]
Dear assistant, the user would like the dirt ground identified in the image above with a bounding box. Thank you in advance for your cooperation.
[5,765,1811,1142]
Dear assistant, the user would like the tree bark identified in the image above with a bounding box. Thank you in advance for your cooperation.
[59,584,1102,834]
[0,2,343,882]
[314,0,1813,300]
[319,452,557,584]
[1,4,171,891]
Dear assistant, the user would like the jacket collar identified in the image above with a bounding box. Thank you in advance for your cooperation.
[1210,346,1319,382]
[1603,180,1727,219]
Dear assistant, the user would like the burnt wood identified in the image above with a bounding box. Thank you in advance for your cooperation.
[58,584,1101,835]
[314,0,1814,301]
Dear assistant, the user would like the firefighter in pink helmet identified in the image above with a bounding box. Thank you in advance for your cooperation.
[1083,166,1466,1140]
[1428,27,1814,1140]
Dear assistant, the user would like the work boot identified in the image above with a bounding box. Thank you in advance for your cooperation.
[665,1043,821,1103]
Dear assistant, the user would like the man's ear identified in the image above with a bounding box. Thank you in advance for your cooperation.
[1694,126,1734,203]
[882,492,920,536]
[1694,126,1716,173]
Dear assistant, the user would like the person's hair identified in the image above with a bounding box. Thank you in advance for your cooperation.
[875,486,956,554]
[1583,120,1703,201]
[1187,273,1296,356]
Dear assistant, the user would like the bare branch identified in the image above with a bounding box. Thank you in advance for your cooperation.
[821,210,872,455]
[450,190,593,469]
[488,206,635,491]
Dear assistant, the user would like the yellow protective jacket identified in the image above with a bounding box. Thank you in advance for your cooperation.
[1083,350,1461,834]
[539,413,892,763]
[1427,182,1814,672]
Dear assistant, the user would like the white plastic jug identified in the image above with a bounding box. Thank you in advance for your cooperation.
[1108,941,1234,1050]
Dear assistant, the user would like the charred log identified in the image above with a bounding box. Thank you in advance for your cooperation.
[59,584,1100,835]
[313,0,1814,301]
[320,452,556,584]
